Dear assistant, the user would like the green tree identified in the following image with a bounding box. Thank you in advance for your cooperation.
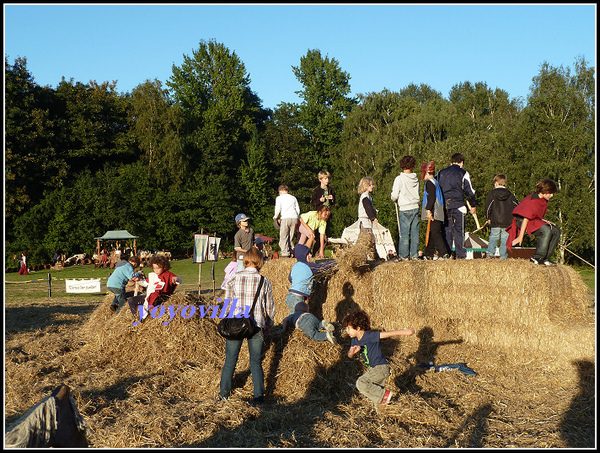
[130,79,186,188]
[167,40,267,238]
[292,49,357,169]
[262,102,315,209]
[5,57,65,238]
[516,58,595,263]
[53,78,134,173]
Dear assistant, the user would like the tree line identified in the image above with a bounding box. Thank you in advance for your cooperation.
[4,40,595,267]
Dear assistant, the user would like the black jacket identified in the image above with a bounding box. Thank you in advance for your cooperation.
[436,164,477,210]
[484,187,519,228]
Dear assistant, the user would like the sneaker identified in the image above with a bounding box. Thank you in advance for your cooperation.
[542,260,556,266]
[251,396,264,406]
[530,257,541,265]
[110,304,118,312]
[439,254,451,260]
[380,389,394,405]
[322,320,335,332]
[326,331,337,345]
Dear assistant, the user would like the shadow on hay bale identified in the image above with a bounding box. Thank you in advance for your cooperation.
[261,245,594,365]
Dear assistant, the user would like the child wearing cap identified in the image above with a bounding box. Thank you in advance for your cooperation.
[234,213,255,272]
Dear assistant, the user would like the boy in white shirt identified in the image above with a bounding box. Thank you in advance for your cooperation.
[273,185,300,258]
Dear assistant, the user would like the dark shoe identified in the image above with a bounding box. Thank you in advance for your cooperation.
[530,257,541,265]
[110,304,118,312]
[251,396,264,406]
[439,254,451,260]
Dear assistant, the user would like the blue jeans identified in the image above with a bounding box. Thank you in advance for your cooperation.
[296,313,329,341]
[487,227,509,259]
[108,286,126,307]
[285,292,307,315]
[531,223,561,261]
[219,329,264,399]
[398,208,420,258]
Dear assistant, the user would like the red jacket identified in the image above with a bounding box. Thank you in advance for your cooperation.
[506,193,549,252]
[145,270,180,306]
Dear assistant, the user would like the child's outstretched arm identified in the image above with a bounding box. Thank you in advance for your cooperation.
[348,345,361,358]
[380,328,415,339]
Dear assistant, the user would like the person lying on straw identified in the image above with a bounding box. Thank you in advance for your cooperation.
[282,302,337,345]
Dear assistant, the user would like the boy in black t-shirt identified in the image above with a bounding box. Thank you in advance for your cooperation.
[342,310,415,412]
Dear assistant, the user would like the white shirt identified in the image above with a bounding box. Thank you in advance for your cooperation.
[274,193,300,220]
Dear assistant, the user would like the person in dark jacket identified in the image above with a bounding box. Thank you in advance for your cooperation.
[484,174,519,259]
[436,153,477,259]
[310,171,337,257]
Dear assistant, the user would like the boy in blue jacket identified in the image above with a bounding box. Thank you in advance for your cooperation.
[284,243,335,315]
[107,254,142,312]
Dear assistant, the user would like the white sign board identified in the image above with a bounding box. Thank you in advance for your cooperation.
[65,279,102,293]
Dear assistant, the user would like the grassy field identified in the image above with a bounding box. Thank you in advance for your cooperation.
[4,258,231,304]
[5,258,594,305]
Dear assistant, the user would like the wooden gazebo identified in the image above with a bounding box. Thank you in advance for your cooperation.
[95,230,139,263]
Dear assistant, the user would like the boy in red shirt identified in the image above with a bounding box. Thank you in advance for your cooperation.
[506,178,560,265]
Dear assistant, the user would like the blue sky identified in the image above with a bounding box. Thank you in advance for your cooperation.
[4,3,596,110]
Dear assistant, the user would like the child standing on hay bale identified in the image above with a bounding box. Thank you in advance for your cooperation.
[484,174,519,259]
[357,176,380,260]
[310,171,337,257]
[284,243,336,315]
[218,247,275,406]
[234,213,255,272]
[391,156,420,260]
[273,184,300,258]
[128,255,181,320]
[298,206,331,259]
[282,302,337,344]
[343,310,415,412]
[420,161,450,260]
[435,153,477,259]
[107,254,142,312]
[506,178,561,266]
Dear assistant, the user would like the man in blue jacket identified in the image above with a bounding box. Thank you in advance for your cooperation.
[436,153,477,259]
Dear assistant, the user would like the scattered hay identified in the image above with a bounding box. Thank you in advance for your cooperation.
[4,250,595,448]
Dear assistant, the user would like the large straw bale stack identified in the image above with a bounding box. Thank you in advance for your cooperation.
[369,259,594,363]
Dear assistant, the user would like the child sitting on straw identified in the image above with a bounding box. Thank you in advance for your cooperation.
[128,254,182,320]
[282,302,337,344]
[342,310,415,412]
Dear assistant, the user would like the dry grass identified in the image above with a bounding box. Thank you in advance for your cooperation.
[4,239,596,448]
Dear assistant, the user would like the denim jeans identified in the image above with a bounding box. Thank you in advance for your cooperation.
[531,223,561,261]
[108,286,126,308]
[285,292,307,315]
[398,208,420,258]
[296,313,329,341]
[356,364,390,404]
[219,329,264,399]
[487,227,509,259]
